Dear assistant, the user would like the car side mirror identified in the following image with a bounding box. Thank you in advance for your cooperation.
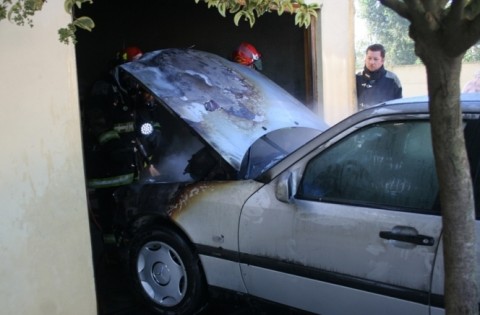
[275,170,300,203]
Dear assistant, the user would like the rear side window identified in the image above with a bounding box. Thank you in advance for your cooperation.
[464,119,480,218]
[298,121,439,212]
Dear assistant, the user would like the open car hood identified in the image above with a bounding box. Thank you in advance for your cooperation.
[119,48,327,171]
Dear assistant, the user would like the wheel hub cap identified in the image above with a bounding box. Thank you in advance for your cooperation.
[152,262,170,285]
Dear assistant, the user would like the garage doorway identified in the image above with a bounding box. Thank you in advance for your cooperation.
[74,1,316,312]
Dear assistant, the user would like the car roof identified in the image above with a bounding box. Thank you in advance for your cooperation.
[119,48,328,171]
[337,93,480,124]
[368,93,480,112]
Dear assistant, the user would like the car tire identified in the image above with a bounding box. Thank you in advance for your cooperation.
[129,226,206,315]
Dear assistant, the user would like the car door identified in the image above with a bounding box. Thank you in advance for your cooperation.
[239,118,442,315]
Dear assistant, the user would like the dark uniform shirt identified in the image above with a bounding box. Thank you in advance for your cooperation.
[356,65,402,110]
[84,74,137,189]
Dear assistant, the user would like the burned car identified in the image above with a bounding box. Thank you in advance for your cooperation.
[113,48,327,313]
[114,49,480,315]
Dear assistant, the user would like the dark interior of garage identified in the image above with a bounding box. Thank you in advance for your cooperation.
[74,1,313,313]
[75,0,312,106]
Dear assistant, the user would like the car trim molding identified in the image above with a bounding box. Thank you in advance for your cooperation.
[194,244,444,309]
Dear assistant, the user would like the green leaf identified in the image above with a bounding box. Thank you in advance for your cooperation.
[206,0,220,9]
[74,0,93,10]
[294,11,303,26]
[248,12,255,27]
[7,2,21,22]
[0,5,6,21]
[233,11,244,26]
[303,13,310,28]
[72,16,94,31]
[276,1,285,15]
[229,3,241,13]
[254,6,266,17]
[64,0,74,13]
[31,0,45,11]
[283,2,294,13]
[308,8,318,18]
[58,24,76,44]
[218,2,226,17]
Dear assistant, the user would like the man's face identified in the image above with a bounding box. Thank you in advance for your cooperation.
[364,50,384,72]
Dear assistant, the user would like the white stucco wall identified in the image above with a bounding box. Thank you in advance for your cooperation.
[391,63,480,98]
[0,3,97,315]
[313,0,356,125]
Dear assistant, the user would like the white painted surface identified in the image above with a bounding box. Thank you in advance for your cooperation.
[0,3,97,315]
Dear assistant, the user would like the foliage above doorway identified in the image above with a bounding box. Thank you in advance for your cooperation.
[197,0,320,28]
[0,0,319,44]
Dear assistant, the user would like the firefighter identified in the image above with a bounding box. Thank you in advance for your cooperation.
[83,47,144,235]
[232,42,263,71]
[120,46,143,63]
[83,90,136,235]
[131,87,167,178]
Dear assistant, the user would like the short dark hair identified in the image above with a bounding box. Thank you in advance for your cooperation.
[366,44,385,58]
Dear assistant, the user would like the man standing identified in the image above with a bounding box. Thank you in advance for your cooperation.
[356,44,402,110]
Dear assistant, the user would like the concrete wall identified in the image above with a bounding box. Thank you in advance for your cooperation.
[392,63,480,97]
[0,3,97,315]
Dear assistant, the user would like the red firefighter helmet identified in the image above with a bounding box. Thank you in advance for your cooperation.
[122,46,143,62]
[233,42,262,70]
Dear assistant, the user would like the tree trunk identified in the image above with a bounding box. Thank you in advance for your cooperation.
[423,55,478,314]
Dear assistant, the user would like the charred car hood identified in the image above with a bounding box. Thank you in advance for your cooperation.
[119,48,327,171]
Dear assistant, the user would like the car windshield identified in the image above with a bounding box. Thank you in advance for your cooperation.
[241,127,321,179]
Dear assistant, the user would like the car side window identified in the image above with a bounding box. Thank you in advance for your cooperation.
[473,157,480,219]
[297,121,439,212]
[464,119,480,218]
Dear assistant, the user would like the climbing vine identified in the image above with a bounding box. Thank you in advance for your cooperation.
[196,0,319,28]
[0,0,319,44]
[0,0,94,43]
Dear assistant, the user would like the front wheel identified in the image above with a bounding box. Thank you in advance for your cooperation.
[129,226,206,315]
